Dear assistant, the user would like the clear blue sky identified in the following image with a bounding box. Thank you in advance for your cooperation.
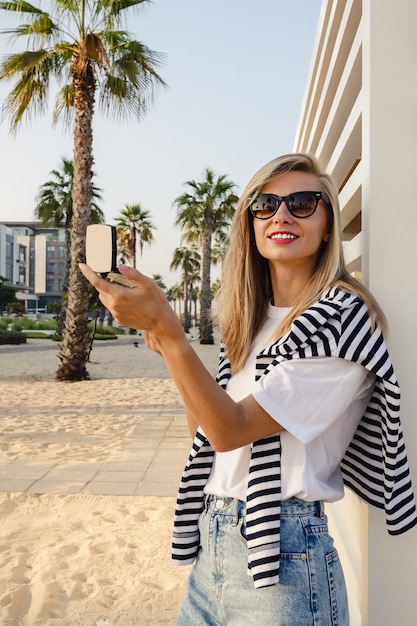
[0,0,322,285]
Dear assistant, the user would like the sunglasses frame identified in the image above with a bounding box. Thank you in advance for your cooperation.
[249,191,329,220]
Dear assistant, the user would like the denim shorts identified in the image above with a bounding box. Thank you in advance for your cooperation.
[176,495,349,626]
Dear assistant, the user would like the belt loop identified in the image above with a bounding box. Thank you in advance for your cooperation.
[231,498,238,526]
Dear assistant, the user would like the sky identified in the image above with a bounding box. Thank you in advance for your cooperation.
[0,0,323,286]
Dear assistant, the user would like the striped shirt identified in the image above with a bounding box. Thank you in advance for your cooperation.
[172,287,417,589]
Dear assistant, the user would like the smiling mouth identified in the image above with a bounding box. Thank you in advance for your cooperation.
[270,233,297,240]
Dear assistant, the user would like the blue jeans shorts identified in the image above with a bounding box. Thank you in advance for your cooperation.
[176,495,349,626]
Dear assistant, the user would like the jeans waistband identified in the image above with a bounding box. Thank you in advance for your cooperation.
[204,494,324,518]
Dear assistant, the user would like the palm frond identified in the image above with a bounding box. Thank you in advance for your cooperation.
[98,73,154,120]
[0,1,43,16]
[1,48,69,130]
[100,0,152,30]
[53,83,74,127]
[2,49,46,74]
[54,0,79,12]
[2,12,57,38]
[2,68,48,130]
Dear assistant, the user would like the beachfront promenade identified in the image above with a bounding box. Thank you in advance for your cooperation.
[0,410,190,497]
[0,334,219,498]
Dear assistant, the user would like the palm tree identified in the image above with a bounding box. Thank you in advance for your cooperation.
[168,283,183,316]
[174,168,237,344]
[115,203,156,268]
[152,274,167,291]
[35,157,104,338]
[0,0,166,381]
[189,284,200,324]
[171,247,200,333]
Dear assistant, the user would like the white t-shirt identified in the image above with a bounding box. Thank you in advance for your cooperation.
[204,303,376,503]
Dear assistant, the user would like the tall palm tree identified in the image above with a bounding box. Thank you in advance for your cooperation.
[35,156,104,338]
[170,246,200,333]
[174,168,237,344]
[115,203,156,268]
[0,0,166,380]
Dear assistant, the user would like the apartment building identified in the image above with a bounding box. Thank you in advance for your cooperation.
[0,222,65,313]
[294,1,417,624]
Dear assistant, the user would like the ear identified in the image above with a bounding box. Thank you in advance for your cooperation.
[323,229,331,243]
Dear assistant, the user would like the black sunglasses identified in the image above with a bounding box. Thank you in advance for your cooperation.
[249,191,330,219]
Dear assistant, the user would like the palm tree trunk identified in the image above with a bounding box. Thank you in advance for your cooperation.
[199,217,214,344]
[183,275,191,333]
[57,211,72,340]
[56,62,94,381]
[131,226,137,269]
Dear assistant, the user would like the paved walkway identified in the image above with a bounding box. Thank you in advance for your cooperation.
[0,333,221,499]
[0,409,191,498]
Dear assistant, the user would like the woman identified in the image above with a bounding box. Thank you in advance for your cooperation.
[80,153,416,625]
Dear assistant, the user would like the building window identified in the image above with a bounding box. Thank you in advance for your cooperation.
[46,246,55,259]
[46,262,55,274]
[46,279,55,292]
[58,246,65,259]
[5,241,13,262]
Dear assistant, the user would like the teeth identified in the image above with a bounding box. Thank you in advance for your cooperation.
[271,233,296,240]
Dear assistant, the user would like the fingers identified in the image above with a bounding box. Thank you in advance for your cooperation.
[78,263,108,290]
[79,263,141,292]
[78,263,171,334]
[118,264,140,281]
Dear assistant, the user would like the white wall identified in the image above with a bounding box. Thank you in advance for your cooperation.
[295,1,417,623]
[361,1,417,624]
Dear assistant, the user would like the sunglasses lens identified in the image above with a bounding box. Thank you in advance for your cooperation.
[250,194,279,219]
[250,192,323,219]
[287,192,318,217]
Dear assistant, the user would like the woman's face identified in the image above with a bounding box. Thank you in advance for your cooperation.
[252,170,330,279]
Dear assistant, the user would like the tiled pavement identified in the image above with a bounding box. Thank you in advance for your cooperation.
[0,409,191,497]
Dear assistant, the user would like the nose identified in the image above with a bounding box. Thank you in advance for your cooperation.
[272,201,292,222]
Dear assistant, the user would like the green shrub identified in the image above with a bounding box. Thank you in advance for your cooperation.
[36,320,57,331]
[0,331,27,345]
[87,323,118,337]
[14,318,37,331]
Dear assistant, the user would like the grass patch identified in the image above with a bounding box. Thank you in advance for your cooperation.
[23,331,54,339]
[91,333,118,340]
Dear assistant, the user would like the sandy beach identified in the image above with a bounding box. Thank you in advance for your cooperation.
[0,334,220,625]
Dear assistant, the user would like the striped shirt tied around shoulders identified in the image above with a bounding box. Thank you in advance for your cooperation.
[172,286,417,589]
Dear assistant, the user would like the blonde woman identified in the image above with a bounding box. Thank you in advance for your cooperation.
[81,153,416,625]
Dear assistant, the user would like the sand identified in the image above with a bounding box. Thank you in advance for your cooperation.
[0,334,220,625]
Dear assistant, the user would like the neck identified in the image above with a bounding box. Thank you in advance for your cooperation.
[269,264,314,307]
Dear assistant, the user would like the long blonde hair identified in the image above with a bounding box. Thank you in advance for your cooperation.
[214,153,386,372]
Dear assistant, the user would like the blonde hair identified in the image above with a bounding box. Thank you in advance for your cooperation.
[214,153,386,372]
